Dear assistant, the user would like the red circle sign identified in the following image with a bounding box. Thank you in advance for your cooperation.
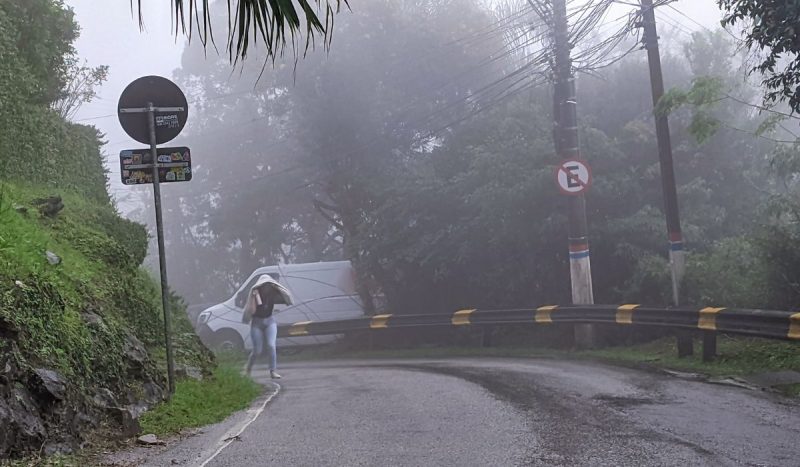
[555,159,592,195]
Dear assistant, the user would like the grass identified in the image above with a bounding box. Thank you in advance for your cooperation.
[578,336,800,377]
[139,365,262,436]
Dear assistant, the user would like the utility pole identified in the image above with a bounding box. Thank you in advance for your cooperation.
[553,0,595,348]
[640,0,697,358]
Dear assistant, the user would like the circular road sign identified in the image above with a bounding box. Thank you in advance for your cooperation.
[117,76,188,145]
[555,159,592,195]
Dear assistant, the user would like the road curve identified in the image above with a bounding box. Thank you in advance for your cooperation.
[149,357,800,466]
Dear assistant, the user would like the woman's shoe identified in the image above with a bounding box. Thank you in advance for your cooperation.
[270,370,282,379]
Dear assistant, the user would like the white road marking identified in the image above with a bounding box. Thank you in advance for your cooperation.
[197,382,281,467]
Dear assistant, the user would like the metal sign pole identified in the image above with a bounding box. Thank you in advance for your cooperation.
[147,102,176,397]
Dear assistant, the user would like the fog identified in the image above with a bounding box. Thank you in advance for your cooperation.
[64,1,796,318]
[68,0,722,213]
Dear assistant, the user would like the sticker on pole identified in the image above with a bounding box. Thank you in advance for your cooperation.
[119,147,192,185]
[555,159,592,195]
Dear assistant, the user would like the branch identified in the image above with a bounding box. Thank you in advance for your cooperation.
[313,199,344,230]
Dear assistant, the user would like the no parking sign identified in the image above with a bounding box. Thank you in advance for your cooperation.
[555,159,592,195]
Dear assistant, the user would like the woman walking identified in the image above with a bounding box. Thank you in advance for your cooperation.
[243,275,292,379]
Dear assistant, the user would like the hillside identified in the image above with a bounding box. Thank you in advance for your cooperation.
[0,183,213,458]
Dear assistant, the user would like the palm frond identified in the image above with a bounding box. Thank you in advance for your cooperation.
[134,0,348,63]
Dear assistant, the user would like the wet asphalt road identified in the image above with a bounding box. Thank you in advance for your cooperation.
[154,357,800,466]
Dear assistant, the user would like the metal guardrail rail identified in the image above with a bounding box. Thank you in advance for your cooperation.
[277,305,800,341]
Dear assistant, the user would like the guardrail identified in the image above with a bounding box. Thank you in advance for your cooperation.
[277,305,800,360]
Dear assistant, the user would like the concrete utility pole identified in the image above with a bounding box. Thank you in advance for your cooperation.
[640,0,698,358]
[552,0,595,348]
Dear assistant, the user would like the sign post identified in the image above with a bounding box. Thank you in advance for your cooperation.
[118,76,189,398]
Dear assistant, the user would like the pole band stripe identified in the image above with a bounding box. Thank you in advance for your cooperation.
[698,308,725,331]
[370,314,392,329]
[669,242,684,252]
[616,304,639,324]
[535,306,558,323]
[569,250,590,259]
[452,309,475,326]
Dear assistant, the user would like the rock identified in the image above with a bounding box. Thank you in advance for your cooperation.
[175,365,203,381]
[82,311,104,328]
[110,406,142,438]
[137,434,165,446]
[124,334,148,366]
[92,388,118,409]
[45,251,61,265]
[33,196,64,218]
[1,386,47,451]
[142,381,165,405]
[12,203,27,214]
[75,410,98,429]
[43,442,73,456]
[31,368,67,402]
[0,315,18,340]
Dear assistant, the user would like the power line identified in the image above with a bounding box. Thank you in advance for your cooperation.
[665,3,740,42]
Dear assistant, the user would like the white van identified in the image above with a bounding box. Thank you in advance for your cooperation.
[195,261,366,351]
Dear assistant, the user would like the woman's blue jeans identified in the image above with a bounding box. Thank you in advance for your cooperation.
[249,316,277,371]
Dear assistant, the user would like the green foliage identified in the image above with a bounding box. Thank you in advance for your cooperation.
[0,184,209,393]
[139,364,261,436]
[719,0,800,113]
[684,237,770,308]
[0,0,77,105]
[0,0,107,203]
[584,336,800,377]
[657,76,725,144]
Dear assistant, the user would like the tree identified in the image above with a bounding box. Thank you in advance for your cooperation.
[140,0,347,64]
[718,1,800,113]
[159,0,508,305]
[52,60,108,120]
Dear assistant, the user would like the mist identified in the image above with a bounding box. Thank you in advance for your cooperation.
[65,0,798,319]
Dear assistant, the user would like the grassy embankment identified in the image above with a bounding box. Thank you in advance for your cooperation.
[0,183,262,463]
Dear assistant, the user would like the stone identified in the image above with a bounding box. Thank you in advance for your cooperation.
[33,196,64,218]
[9,386,46,441]
[81,311,104,328]
[0,315,18,340]
[45,251,61,265]
[137,434,165,446]
[142,381,165,405]
[92,388,118,409]
[110,406,142,438]
[31,368,67,402]
[12,203,27,214]
[43,442,73,456]
[124,334,148,366]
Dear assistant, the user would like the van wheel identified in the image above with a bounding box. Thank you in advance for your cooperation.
[212,329,244,353]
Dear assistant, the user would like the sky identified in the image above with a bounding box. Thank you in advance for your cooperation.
[66,0,726,212]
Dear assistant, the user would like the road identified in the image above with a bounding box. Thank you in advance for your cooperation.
[139,357,800,466]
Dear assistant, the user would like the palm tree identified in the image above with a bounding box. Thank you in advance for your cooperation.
[135,0,348,63]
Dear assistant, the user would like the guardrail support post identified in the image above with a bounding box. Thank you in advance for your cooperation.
[702,331,716,362]
[481,325,494,348]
